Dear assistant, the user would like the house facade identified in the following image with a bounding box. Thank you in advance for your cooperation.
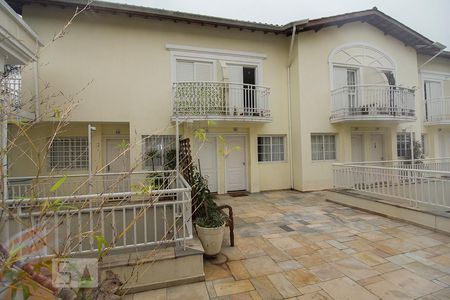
[4,0,450,194]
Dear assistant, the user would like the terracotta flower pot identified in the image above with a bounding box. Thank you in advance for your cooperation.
[195,223,225,256]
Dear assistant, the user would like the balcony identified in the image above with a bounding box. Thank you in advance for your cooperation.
[3,170,193,256]
[172,81,271,122]
[425,96,450,125]
[330,85,416,123]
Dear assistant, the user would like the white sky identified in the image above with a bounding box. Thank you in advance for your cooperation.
[104,0,450,48]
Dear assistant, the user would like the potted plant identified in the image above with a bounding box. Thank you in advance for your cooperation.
[192,167,225,256]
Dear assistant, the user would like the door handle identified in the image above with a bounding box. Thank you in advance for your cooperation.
[243,162,245,166]
[107,165,110,172]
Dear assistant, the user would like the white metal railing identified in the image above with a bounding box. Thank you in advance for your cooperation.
[330,85,415,122]
[172,81,271,121]
[425,97,450,124]
[2,170,193,257]
[346,157,450,172]
[333,161,450,210]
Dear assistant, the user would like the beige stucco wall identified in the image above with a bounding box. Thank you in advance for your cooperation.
[294,22,421,190]
[19,4,292,193]
[418,55,450,157]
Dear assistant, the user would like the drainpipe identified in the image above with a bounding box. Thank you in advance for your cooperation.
[1,113,8,201]
[33,61,39,120]
[175,117,179,187]
[287,25,297,189]
[88,124,96,195]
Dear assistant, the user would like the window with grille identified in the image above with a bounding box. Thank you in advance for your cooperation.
[257,136,285,162]
[397,133,412,158]
[311,134,337,161]
[143,135,176,170]
[49,137,88,169]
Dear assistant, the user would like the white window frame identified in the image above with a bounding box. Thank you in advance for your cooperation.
[174,58,216,82]
[142,135,176,170]
[167,44,265,84]
[396,132,412,159]
[257,136,286,163]
[311,134,337,161]
[49,137,89,170]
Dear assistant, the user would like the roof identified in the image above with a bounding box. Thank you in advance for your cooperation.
[6,0,447,57]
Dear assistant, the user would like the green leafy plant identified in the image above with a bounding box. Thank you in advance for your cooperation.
[191,167,224,228]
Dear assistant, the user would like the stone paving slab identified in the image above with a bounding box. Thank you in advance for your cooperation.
[128,190,450,299]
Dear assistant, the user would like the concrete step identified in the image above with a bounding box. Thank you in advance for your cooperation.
[324,190,450,235]
[100,239,205,294]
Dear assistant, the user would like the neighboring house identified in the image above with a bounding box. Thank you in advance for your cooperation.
[1,0,41,200]
[4,0,450,194]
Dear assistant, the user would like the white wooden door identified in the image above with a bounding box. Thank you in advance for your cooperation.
[227,65,244,115]
[105,139,130,193]
[351,134,364,162]
[197,137,218,193]
[438,133,449,157]
[226,136,246,191]
[424,80,442,120]
[370,134,384,161]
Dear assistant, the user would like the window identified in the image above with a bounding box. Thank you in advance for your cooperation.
[397,133,412,158]
[176,60,213,82]
[143,135,176,170]
[311,134,336,161]
[421,134,427,156]
[257,136,285,162]
[49,137,88,169]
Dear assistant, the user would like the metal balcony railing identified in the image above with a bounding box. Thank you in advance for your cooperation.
[425,97,450,124]
[2,170,193,257]
[330,85,415,122]
[333,158,450,211]
[172,81,271,121]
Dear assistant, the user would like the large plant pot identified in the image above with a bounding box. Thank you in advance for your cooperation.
[195,223,225,256]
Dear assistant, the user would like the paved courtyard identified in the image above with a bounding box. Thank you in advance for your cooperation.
[128,190,450,299]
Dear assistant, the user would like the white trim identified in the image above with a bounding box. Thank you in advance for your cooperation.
[420,70,450,80]
[328,42,397,70]
[166,44,266,60]
[0,0,43,44]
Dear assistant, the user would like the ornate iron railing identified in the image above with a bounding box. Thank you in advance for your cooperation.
[172,81,271,121]
[330,85,415,122]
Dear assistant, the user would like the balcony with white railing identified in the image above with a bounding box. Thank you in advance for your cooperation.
[172,81,271,122]
[1,170,193,257]
[424,96,450,125]
[330,85,416,123]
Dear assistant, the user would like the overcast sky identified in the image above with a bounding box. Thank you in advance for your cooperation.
[104,0,450,48]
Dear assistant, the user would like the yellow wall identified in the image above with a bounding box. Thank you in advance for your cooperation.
[20,4,292,193]
[295,22,421,190]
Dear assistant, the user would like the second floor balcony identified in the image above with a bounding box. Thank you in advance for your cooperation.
[425,97,450,125]
[172,81,271,122]
[330,85,416,123]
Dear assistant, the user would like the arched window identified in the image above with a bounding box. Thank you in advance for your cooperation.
[329,43,396,89]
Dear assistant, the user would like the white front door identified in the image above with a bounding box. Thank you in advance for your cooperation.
[370,134,384,161]
[197,137,218,193]
[438,133,449,157]
[351,134,364,162]
[105,138,130,193]
[226,136,246,191]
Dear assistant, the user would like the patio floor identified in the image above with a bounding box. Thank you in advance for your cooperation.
[127,190,450,299]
